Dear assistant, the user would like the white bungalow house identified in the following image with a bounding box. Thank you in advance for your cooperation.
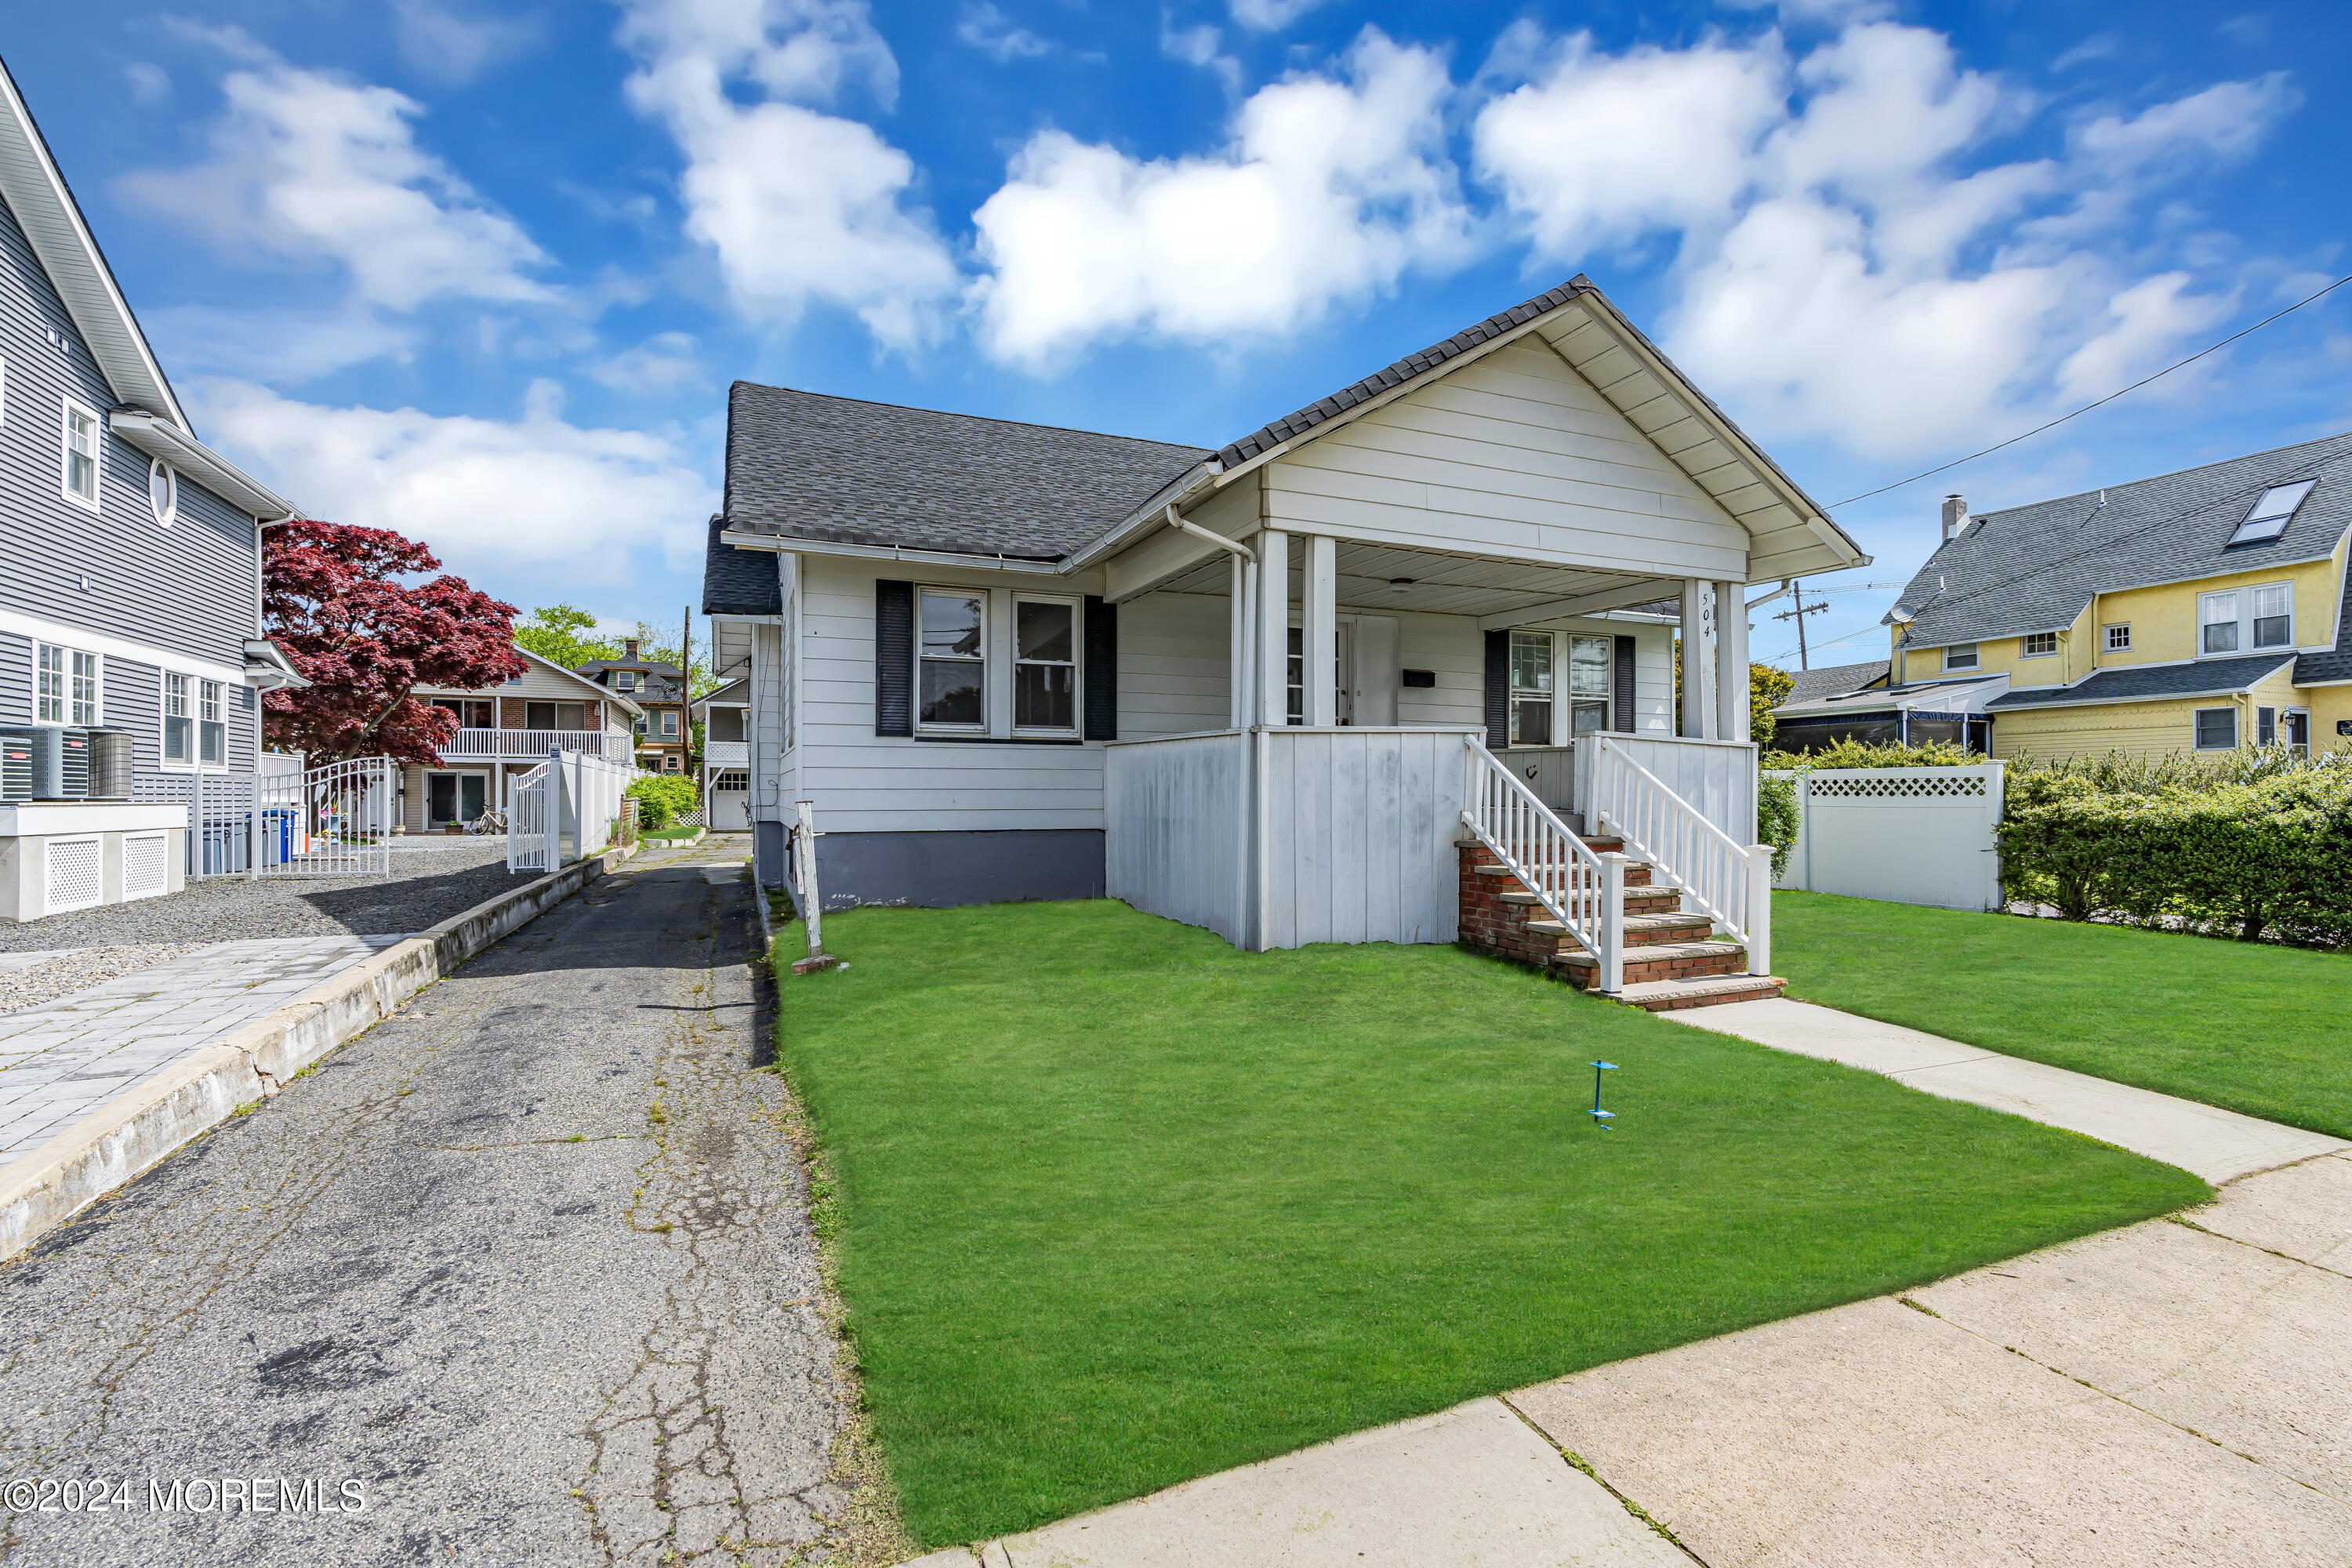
[702,278,1867,1007]
[401,647,641,832]
[691,675,750,830]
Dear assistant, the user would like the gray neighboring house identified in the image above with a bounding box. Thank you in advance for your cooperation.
[0,58,302,916]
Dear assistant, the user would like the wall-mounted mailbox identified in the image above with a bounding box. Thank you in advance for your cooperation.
[1400,669,1436,688]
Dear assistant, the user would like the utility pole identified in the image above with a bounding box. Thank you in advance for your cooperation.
[681,604,693,782]
[1774,579,1829,670]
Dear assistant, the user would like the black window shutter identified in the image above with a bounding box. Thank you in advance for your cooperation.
[874,580,913,737]
[1483,630,1508,750]
[1613,635,1635,732]
[1083,596,1117,741]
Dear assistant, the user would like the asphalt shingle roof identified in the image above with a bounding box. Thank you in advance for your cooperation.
[1984,652,2297,710]
[1889,431,2352,652]
[1778,659,1890,707]
[2295,555,2352,686]
[702,515,782,618]
[720,382,1209,560]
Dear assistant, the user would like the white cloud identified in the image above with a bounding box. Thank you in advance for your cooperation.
[1160,16,1242,97]
[1473,20,2298,457]
[1229,0,1334,31]
[972,28,1473,368]
[391,0,543,86]
[588,331,708,394]
[194,379,718,579]
[615,0,958,348]
[120,45,548,313]
[125,63,172,106]
[958,2,1052,62]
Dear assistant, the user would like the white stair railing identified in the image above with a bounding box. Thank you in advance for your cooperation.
[1461,735,1626,993]
[1588,735,1773,976]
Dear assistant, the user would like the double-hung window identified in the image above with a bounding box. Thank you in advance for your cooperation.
[163,673,192,763]
[61,398,100,510]
[2199,590,2240,654]
[1943,643,1979,671]
[659,709,680,738]
[615,670,637,692]
[198,679,225,765]
[1013,597,1079,733]
[1568,635,1613,736]
[2194,707,2238,750]
[1507,631,1552,745]
[36,645,98,725]
[916,589,985,731]
[2252,584,2292,648]
[2020,631,2058,659]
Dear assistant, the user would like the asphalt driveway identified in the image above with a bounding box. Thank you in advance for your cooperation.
[0,840,872,1567]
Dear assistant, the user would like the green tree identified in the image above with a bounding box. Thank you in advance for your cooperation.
[516,604,620,670]
[1751,663,1795,747]
[629,622,722,700]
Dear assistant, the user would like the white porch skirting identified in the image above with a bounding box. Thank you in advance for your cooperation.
[1106,726,1477,951]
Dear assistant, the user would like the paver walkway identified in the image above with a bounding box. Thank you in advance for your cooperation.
[0,841,866,1566]
[0,937,402,1163]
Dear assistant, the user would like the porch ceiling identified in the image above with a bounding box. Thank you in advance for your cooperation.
[1152,537,1680,621]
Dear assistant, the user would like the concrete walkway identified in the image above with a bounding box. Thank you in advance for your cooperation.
[0,936,401,1163]
[905,1000,2352,1567]
[1657,996,2348,1182]
[0,842,873,1566]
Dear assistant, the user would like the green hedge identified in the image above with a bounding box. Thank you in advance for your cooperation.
[626,774,699,831]
[1995,753,2352,944]
[1761,738,1977,771]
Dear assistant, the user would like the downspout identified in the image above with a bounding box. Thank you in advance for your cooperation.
[1159,506,1266,948]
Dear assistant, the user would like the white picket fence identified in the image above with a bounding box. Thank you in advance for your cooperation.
[1769,764,2005,912]
[134,757,395,880]
[508,747,640,873]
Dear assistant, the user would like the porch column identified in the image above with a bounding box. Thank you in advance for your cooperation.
[1257,529,1290,726]
[1680,579,1718,739]
[1302,534,1338,727]
[1228,552,1251,728]
[1715,579,1751,744]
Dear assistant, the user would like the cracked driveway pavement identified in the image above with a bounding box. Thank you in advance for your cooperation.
[0,840,867,1566]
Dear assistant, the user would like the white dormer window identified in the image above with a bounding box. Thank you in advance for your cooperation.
[61,398,100,510]
[615,670,637,691]
[2229,480,2316,546]
[1942,643,1979,671]
[2020,631,2058,659]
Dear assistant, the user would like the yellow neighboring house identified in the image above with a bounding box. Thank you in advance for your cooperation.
[1883,431,2352,760]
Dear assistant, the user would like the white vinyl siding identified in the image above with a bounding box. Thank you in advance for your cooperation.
[1260,338,1751,583]
[2193,706,2238,750]
[1117,590,1229,739]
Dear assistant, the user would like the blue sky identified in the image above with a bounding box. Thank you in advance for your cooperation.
[8,0,2349,666]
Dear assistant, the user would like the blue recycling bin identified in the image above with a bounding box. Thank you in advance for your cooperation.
[263,807,297,862]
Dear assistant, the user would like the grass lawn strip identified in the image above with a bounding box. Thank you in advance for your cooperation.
[779,899,2208,1546]
[1773,891,2352,1139]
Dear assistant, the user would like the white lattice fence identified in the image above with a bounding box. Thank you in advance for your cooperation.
[1771,764,2005,912]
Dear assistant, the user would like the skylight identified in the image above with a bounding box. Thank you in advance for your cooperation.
[2229,478,2318,546]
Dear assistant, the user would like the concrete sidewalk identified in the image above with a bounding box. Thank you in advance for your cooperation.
[1657,996,2347,1182]
[901,1003,2352,1567]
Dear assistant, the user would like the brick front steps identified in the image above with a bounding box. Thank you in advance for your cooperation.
[1457,841,1785,1013]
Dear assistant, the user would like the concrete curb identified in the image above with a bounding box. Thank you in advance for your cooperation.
[0,840,641,1263]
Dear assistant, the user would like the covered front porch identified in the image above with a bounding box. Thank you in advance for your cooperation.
[1102,526,1776,992]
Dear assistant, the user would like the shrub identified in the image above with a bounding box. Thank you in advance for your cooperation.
[1755,775,1799,880]
[626,774,698,831]
[1761,737,1978,772]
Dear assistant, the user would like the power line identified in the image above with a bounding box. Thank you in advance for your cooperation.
[1831,273,2352,510]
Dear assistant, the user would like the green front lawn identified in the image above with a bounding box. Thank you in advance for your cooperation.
[780,901,2206,1545]
[1775,891,2352,1138]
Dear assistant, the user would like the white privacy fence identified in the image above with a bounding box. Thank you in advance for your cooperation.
[1461,736,1622,992]
[508,747,639,874]
[1105,730,1250,945]
[1588,735,1772,971]
[135,757,395,880]
[1769,764,2005,912]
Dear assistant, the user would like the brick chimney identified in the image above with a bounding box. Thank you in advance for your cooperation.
[1940,494,1969,543]
[623,637,641,659]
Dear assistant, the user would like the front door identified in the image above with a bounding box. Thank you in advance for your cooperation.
[2286,710,2310,753]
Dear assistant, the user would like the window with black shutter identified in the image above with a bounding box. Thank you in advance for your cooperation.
[873,580,913,737]
[1613,636,1635,731]
[1083,597,1117,740]
[1483,630,1508,750]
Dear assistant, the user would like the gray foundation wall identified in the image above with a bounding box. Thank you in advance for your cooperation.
[790,829,1105,913]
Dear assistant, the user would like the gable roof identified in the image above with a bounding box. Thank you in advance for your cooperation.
[722,382,1208,561]
[2296,556,2352,687]
[694,675,750,710]
[703,515,782,618]
[1889,431,2352,650]
[1777,659,1890,708]
[1984,652,2296,710]
[486,645,645,715]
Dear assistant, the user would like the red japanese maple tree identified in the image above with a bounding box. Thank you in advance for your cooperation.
[262,521,528,765]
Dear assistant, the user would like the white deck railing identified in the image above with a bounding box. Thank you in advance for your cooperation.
[701,739,750,768]
[1587,735,1773,975]
[442,728,632,763]
[1461,735,1624,993]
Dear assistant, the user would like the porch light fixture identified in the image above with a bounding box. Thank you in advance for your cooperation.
[1388,577,1414,596]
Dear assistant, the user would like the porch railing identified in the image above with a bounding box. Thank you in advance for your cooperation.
[1461,735,1624,993]
[1586,735,1773,975]
[442,727,632,763]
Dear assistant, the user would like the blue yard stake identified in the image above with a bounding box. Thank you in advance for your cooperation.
[1589,1061,1618,1129]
